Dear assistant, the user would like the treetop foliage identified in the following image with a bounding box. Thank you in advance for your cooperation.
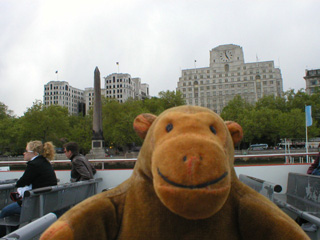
[221,89,320,147]
[1,89,319,154]
[0,91,186,155]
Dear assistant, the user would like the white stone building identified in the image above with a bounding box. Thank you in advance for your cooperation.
[141,83,150,99]
[104,73,150,102]
[43,81,85,115]
[44,73,149,115]
[304,69,320,95]
[177,44,283,114]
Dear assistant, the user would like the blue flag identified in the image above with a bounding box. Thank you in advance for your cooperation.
[306,105,312,127]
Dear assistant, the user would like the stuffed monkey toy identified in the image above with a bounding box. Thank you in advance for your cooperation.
[41,106,309,240]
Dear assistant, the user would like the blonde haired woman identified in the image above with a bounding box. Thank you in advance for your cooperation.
[0,141,57,236]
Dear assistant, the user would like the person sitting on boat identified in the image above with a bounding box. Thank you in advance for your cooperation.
[63,142,96,182]
[307,143,320,175]
[0,141,58,237]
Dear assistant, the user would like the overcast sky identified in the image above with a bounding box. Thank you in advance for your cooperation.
[1,0,319,116]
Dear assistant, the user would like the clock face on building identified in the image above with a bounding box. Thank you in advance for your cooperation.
[219,50,233,62]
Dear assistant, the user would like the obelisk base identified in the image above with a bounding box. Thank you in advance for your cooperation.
[86,140,106,159]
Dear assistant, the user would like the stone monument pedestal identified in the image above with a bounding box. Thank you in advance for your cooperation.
[87,140,106,159]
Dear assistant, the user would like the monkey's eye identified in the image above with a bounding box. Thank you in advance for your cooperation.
[210,125,217,135]
[166,123,173,132]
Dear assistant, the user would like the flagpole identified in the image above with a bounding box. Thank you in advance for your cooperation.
[306,112,309,163]
[116,62,119,73]
[305,105,312,163]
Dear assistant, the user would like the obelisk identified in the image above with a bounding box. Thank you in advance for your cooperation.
[90,66,105,158]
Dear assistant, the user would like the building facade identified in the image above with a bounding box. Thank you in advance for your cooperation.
[176,44,283,114]
[104,73,149,102]
[44,73,149,115]
[44,81,85,115]
[304,69,320,95]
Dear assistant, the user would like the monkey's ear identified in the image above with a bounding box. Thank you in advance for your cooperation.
[133,113,157,139]
[225,121,243,145]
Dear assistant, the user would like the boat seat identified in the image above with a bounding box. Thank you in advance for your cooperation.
[273,172,320,228]
[2,213,57,240]
[0,178,102,235]
[0,183,16,210]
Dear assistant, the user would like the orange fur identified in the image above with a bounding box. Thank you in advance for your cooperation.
[41,106,309,240]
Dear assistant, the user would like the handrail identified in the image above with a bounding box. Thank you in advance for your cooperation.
[239,174,282,193]
[0,183,16,190]
[0,178,18,184]
[234,152,319,158]
[24,178,103,197]
[1,213,57,240]
[0,152,318,166]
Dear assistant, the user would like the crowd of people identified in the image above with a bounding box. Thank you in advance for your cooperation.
[0,141,96,237]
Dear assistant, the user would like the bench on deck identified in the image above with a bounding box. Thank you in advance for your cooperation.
[273,173,320,229]
[238,174,282,201]
[1,213,57,240]
[0,178,102,234]
[0,183,16,210]
[239,172,320,237]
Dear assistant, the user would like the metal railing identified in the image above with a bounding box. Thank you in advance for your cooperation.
[0,152,318,169]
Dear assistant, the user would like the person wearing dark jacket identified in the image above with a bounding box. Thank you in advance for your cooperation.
[64,142,96,182]
[307,144,320,174]
[0,141,57,237]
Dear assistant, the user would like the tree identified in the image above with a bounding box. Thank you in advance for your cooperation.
[101,99,144,151]
[158,90,186,109]
[18,101,70,148]
[142,97,165,115]
[67,115,92,154]
[0,102,16,154]
[221,92,320,148]
[255,95,288,112]
[220,95,253,123]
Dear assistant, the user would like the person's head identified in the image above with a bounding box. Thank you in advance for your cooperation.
[24,141,55,161]
[63,142,79,159]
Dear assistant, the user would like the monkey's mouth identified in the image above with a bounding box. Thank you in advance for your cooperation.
[157,168,228,189]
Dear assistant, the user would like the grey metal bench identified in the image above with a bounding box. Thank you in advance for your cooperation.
[0,183,16,210]
[238,174,282,201]
[240,173,320,237]
[0,213,57,240]
[273,173,320,228]
[0,178,102,233]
